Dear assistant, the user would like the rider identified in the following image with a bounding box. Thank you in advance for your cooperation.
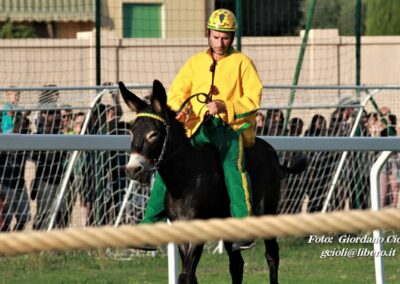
[140,9,262,251]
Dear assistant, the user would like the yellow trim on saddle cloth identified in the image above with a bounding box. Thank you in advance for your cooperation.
[237,135,252,215]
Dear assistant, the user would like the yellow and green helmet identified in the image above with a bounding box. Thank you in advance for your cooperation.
[207,9,237,32]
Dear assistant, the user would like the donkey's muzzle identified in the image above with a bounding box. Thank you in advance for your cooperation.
[125,153,153,185]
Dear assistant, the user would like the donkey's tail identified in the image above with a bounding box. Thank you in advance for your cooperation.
[280,155,308,174]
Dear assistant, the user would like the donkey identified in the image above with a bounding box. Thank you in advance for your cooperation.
[119,80,307,284]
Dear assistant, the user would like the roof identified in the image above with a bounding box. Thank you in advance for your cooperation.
[0,0,95,22]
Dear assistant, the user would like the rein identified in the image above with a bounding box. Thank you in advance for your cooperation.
[177,59,217,114]
[176,58,235,132]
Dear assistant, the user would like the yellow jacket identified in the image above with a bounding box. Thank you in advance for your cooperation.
[167,48,262,147]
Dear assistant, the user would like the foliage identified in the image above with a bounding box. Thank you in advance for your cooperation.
[216,0,303,36]
[301,0,367,36]
[0,19,37,39]
[365,0,400,35]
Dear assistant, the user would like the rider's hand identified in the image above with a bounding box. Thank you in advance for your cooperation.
[176,111,186,123]
[206,100,226,115]
[176,112,184,120]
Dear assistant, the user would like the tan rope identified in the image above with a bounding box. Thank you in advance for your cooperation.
[1,208,399,256]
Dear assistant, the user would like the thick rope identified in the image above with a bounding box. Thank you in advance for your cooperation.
[0,208,399,256]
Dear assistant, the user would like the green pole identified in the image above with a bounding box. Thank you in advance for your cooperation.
[95,0,101,86]
[354,0,362,136]
[353,0,363,209]
[355,0,361,101]
[235,0,242,51]
[282,0,318,134]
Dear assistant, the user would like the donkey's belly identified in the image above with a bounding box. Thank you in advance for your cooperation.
[165,173,230,221]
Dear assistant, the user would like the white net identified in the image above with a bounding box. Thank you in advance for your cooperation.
[259,88,400,214]
[1,87,399,233]
[0,86,152,232]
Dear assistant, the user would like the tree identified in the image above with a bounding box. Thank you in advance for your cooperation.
[0,19,37,38]
[365,0,400,35]
[216,0,303,36]
[301,0,366,35]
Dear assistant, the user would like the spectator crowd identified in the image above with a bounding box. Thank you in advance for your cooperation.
[0,88,399,232]
[0,83,131,232]
[255,101,400,214]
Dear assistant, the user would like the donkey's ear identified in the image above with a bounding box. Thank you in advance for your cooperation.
[151,80,167,113]
[118,81,147,112]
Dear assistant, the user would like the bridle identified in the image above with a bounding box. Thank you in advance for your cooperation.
[135,112,170,172]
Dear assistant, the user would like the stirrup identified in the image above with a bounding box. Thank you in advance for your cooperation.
[232,240,256,251]
[130,244,158,251]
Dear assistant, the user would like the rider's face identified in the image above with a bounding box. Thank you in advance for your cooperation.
[209,30,233,57]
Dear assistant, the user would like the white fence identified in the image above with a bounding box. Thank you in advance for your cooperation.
[1,84,400,283]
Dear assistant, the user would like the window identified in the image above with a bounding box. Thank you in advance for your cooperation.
[123,3,161,38]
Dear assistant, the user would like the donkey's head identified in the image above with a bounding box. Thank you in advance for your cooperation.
[119,80,170,185]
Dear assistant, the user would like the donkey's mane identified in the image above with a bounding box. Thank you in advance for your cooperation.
[165,107,188,139]
[140,102,188,140]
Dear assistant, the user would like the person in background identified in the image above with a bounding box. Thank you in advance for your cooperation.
[65,111,87,226]
[380,113,399,208]
[304,114,331,212]
[265,109,284,135]
[99,82,129,224]
[380,112,396,137]
[255,111,265,135]
[30,110,70,230]
[305,114,327,137]
[287,117,304,137]
[81,103,110,226]
[368,112,380,137]
[328,99,355,137]
[279,116,306,214]
[72,112,85,134]
[36,85,60,134]
[0,116,32,231]
[2,89,21,133]
[102,81,124,134]
[60,105,74,134]
[106,112,129,224]
[59,105,79,226]
[357,110,370,136]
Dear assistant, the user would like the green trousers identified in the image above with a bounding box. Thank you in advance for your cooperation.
[141,117,252,224]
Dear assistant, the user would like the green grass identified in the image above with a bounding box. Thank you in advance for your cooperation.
[0,236,399,283]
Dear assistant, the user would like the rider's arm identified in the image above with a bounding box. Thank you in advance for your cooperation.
[167,60,193,113]
[224,59,262,125]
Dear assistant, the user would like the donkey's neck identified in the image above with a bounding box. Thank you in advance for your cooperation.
[156,122,202,191]
[158,137,193,183]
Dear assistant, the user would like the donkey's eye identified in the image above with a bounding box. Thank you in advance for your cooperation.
[147,131,160,142]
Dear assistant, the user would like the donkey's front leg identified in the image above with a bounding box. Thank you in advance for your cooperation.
[264,238,279,284]
[224,241,244,284]
[178,243,204,284]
